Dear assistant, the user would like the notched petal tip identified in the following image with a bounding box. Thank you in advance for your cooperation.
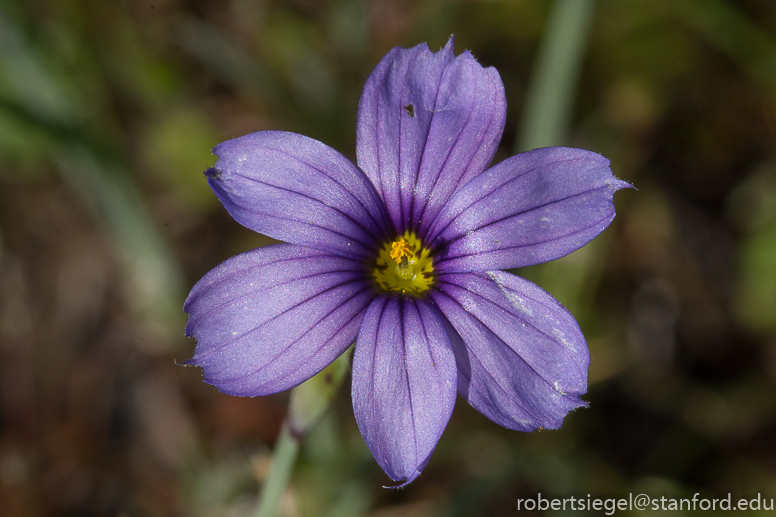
[441,34,456,53]
[538,396,588,431]
[175,356,197,367]
[383,471,421,489]
[609,177,636,192]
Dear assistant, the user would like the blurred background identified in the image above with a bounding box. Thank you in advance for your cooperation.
[1,0,776,515]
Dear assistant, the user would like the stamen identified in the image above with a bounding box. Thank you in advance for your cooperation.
[390,238,412,262]
[373,232,434,295]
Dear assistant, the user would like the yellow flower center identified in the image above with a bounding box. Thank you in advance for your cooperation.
[373,232,434,295]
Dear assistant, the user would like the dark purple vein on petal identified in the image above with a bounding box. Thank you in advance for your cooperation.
[231,172,381,250]
[435,280,581,396]
[261,145,392,243]
[436,275,579,377]
[400,298,420,471]
[435,205,613,268]
[432,288,546,421]
[426,157,586,241]
[188,268,366,323]
[415,67,481,238]
[407,54,457,235]
[248,294,369,386]
[193,279,372,360]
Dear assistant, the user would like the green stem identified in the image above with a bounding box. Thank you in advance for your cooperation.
[512,0,600,315]
[255,423,300,517]
[516,0,596,151]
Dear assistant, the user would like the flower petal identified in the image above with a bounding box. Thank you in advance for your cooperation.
[207,131,391,260]
[352,295,457,486]
[430,271,588,431]
[356,38,506,235]
[184,244,374,396]
[428,147,632,272]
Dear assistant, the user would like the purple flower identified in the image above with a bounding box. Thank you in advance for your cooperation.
[184,39,630,485]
